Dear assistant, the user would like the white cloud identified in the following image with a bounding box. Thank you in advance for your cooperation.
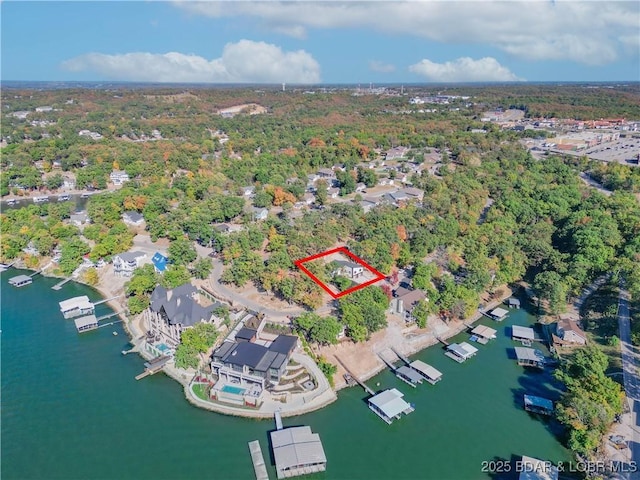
[409,57,523,82]
[61,40,321,83]
[369,60,395,73]
[173,1,639,65]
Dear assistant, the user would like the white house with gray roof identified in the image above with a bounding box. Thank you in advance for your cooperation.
[144,283,222,348]
[122,211,144,226]
[112,251,147,277]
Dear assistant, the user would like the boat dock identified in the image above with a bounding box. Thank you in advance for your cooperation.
[334,355,375,396]
[274,410,283,431]
[135,355,170,380]
[390,347,442,385]
[248,440,269,480]
[52,277,74,290]
[8,274,33,287]
[378,352,421,387]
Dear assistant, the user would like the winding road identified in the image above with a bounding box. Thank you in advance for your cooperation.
[617,282,640,479]
[207,256,304,319]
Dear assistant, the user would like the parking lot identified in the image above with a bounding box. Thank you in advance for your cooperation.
[583,137,640,165]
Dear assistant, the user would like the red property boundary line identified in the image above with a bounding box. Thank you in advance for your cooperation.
[294,246,386,299]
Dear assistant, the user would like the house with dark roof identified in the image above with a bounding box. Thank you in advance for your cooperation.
[151,252,169,272]
[391,286,427,323]
[211,334,298,388]
[144,283,222,347]
[112,251,147,277]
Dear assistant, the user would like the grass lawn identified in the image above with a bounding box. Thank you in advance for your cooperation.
[192,383,210,401]
[581,281,622,375]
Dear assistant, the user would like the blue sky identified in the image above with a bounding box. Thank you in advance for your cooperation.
[2,1,639,83]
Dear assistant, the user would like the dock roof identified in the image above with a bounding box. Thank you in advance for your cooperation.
[448,342,478,358]
[518,455,559,480]
[9,274,32,284]
[59,295,92,312]
[490,307,509,319]
[512,325,535,340]
[397,365,423,383]
[471,325,497,339]
[409,360,442,381]
[524,395,554,411]
[270,426,326,473]
[368,388,412,418]
[74,314,97,329]
[514,347,545,363]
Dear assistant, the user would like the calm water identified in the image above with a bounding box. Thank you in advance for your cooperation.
[1,270,571,480]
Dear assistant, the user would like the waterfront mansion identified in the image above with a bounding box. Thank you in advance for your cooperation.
[144,283,224,350]
[211,332,298,389]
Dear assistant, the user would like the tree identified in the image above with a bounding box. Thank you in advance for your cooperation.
[192,257,213,280]
[315,180,328,205]
[533,270,568,314]
[412,299,430,328]
[161,265,192,289]
[168,238,197,266]
[412,262,437,290]
[126,264,158,296]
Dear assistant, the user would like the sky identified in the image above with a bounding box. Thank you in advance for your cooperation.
[1,1,639,84]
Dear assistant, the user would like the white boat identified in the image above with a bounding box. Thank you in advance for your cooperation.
[58,194,70,201]
[6,199,17,205]
[33,196,49,203]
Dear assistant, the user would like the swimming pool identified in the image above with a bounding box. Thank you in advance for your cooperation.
[221,384,246,395]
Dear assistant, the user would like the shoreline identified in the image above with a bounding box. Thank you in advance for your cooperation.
[338,286,515,389]
[7,259,512,419]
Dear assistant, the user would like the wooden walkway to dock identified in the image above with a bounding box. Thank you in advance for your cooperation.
[93,295,122,306]
[334,355,375,396]
[436,337,450,346]
[52,277,73,290]
[390,347,410,364]
[248,440,269,480]
[29,270,41,277]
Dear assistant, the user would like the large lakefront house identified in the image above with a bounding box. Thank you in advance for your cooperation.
[144,283,223,349]
[211,333,298,389]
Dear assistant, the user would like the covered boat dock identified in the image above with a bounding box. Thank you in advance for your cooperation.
[368,388,415,424]
[8,274,33,287]
[489,307,509,321]
[74,314,98,333]
[59,295,95,319]
[270,426,327,479]
[514,347,545,369]
[512,325,536,346]
[395,365,423,387]
[445,342,478,363]
[524,395,554,415]
[409,360,443,384]
[470,325,497,344]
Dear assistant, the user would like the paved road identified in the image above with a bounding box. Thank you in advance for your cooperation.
[617,283,640,479]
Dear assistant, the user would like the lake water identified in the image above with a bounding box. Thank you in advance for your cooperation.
[1,270,572,479]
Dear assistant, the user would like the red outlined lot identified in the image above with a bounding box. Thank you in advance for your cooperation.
[294,246,386,299]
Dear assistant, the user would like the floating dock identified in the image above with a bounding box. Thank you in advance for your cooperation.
[59,295,94,319]
[378,352,421,387]
[368,388,415,424]
[8,275,33,287]
[409,360,443,385]
[445,342,478,363]
[389,347,443,385]
[74,314,99,333]
[248,440,269,480]
[52,277,74,291]
[524,394,554,415]
[135,355,170,380]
